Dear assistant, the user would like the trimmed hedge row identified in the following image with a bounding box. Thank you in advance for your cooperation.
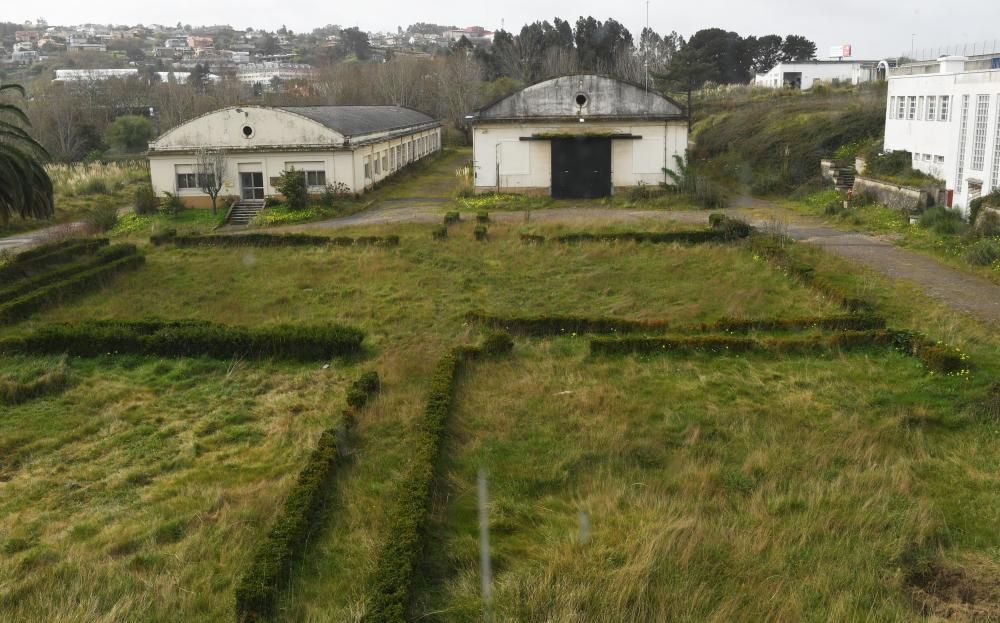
[465,310,885,336]
[155,232,400,248]
[363,352,460,623]
[0,244,139,302]
[749,235,874,313]
[0,321,365,360]
[554,230,727,244]
[0,253,145,325]
[466,310,669,335]
[0,238,109,283]
[13,238,103,262]
[545,215,753,245]
[363,333,513,623]
[590,330,968,373]
[234,371,381,623]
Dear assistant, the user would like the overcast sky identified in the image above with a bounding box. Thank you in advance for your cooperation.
[8,0,1000,59]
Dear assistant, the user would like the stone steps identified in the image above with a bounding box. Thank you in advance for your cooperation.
[226,199,266,225]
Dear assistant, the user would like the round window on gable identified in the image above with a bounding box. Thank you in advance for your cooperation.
[241,125,254,138]
[575,93,589,107]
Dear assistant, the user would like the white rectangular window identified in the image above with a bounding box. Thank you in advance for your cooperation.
[374,153,381,175]
[955,95,970,192]
[286,162,326,187]
[364,156,371,180]
[176,173,197,189]
[935,155,945,164]
[970,94,990,171]
[918,96,925,120]
[922,153,931,161]
[390,148,395,170]
[939,96,950,121]
[305,171,325,186]
[907,96,916,120]
[927,96,936,121]
[897,96,906,119]
[382,151,388,172]
[888,96,895,119]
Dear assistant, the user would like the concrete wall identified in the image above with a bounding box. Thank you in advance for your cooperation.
[471,121,687,193]
[884,63,1000,216]
[149,127,442,202]
[853,175,932,213]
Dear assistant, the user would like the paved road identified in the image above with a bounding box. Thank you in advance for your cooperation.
[0,221,89,254]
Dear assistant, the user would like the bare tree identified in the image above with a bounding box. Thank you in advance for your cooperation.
[436,54,483,142]
[196,147,228,214]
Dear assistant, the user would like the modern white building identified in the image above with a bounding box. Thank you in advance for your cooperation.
[884,55,1000,215]
[147,105,442,207]
[754,60,882,90]
[469,74,688,197]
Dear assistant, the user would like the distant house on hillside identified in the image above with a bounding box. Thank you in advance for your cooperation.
[754,60,883,90]
[146,106,442,211]
[468,74,688,198]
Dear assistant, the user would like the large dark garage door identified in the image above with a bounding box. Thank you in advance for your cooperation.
[551,137,612,199]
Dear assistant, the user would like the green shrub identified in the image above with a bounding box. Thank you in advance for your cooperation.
[0,321,365,360]
[627,183,662,201]
[160,233,400,248]
[0,244,139,302]
[363,352,462,623]
[160,192,185,216]
[443,211,460,225]
[320,182,351,207]
[0,239,110,286]
[359,335,510,622]
[480,331,514,356]
[520,233,545,244]
[476,211,489,223]
[346,371,381,410]
[150,229,178,246]
[552,225,748,245]
[474,225,488,241]
[275,169,308,211]
[964,239,1000,266]
[590,330,969,374]
[133,184,159,215]
[432,226,448,240]
[918,206,967,235]
[86,201,120,233]
[0,254,145,325]
[235,369,379,622]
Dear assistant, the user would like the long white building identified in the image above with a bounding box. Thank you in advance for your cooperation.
[884,55,1000,215]
[147,105,442,206]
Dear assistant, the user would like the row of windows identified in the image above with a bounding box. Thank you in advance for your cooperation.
[364,133,439,181]
[912,152,945,164]
[175,168,324,190]
[888,95,951,122]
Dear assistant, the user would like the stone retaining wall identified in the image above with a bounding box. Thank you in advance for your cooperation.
[852,176,934,213]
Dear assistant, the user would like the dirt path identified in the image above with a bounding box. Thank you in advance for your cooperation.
[731,196,1000,324]
[0,221,88,254]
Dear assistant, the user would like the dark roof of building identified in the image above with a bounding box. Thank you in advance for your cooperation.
[475,74,686,121]
[277,105,439,137]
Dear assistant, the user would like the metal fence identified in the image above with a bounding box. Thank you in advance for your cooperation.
[904,40,1000,61]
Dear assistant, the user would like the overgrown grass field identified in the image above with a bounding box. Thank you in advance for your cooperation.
[1,214,997,621]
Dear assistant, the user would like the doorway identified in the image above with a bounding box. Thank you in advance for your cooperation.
[240,171,264,200]
[550,137,612,199]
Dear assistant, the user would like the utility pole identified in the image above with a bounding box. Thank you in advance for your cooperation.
[911,33,916,59]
